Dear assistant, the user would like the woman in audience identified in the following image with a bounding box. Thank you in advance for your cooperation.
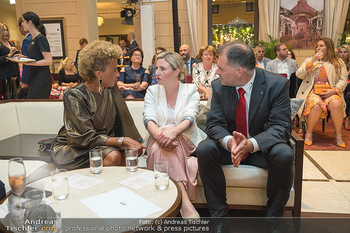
[144,52,206,218]
[0,23,20,99]
[288,49,296,60]
[52,40,142,170]
[117,47,149,98]
[192,45,219,98]
[338,44,350,130]
[296,38,348,147]
[58,57,80,87]
[14,12,53,99]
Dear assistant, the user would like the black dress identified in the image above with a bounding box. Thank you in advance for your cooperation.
[58,69,80,85]
[27,34,52,99]
[0,41,19,99]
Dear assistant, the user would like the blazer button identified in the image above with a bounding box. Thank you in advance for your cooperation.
[306,81,309,83]
[302,92,304,94]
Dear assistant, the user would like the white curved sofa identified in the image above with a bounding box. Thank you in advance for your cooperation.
[0,99,304,217]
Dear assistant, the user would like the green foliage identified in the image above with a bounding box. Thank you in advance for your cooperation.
[255,35,279,59]
[212,24,254,48]
[339,31,350,46]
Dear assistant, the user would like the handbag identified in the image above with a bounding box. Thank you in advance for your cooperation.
[314,83,331,94]
[37,138,55,157]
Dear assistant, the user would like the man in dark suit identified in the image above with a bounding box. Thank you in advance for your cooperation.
[179,44,200,83]
[74,38,88,70]
[125,32,139,57]
[197,42,293,219]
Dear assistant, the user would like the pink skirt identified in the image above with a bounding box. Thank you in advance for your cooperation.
[145,126,197,200]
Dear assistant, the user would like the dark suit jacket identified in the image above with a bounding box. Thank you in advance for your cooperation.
[206,68,292,153]
[21,33,32,85]
[125,40,139,57]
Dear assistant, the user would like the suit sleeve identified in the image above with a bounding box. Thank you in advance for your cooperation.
[143,86,158,127]
[182,85,200,121]
[266,61,272,72]
[206,81,232,140]
[253,79,292,153]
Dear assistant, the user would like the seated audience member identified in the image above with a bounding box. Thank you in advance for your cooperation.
[144,51,207,219]
[197,42,293,224]
[117,47,149,98]
[338,44,350,130]
[74,38,88,70]
[296,38,347,147]
[287,49,300,98]
[148,47,166,85]
[255,44,270,69]
[179,44,200,83]
[49,81,66,99]
[288,49,296,60]
[52,40,143,170]
[192,45,219,98]
[266,43,298,80]
[58,57,80,87]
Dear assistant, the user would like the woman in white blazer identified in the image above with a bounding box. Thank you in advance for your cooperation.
[143,52,206,219]
[296,38,347,147]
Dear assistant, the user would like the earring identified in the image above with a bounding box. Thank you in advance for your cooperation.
[98,78,103,94]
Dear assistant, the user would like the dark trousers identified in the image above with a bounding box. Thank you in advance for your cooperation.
[197,139,294,217]
[0,77,19,100]
[345,83,350,117]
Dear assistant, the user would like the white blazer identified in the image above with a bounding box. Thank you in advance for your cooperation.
[143,82,207,146]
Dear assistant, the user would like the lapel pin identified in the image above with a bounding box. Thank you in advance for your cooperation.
[261,91,263,95]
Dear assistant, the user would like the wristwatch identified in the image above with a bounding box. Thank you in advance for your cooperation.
[117,137,124,146]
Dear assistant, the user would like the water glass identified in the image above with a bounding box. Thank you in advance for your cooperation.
[25,189,45,209]
[154,161,169,190]
[51,169,69,200]
[125,149,138,172]
[89,149,103,174]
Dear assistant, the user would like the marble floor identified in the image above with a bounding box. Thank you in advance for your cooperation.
[302,150,350,215]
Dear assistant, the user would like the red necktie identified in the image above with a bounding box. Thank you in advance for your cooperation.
[236,88,249,160]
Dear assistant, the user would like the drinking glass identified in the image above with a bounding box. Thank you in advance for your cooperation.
[89,149,103,174]
[154,161,169,190]
[25,189,45,209]
[8,158,27,197]
[125,149,138,172]
[51,169,69,200]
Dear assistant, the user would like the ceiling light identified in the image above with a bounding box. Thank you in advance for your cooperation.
[10,0,16,4]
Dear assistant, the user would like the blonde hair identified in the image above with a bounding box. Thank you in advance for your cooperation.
[197,45,216,60]
[0,23,10,41]
[339,44,350,70]
[58,57,77,73]
[78,40,122,82]
[157,51,185,81]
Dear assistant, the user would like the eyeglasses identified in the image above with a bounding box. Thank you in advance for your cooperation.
[133,54,142,57]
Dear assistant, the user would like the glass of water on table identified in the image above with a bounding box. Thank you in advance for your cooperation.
[125,149,138,172]
[154,161,169,190]
[89,149,103,174]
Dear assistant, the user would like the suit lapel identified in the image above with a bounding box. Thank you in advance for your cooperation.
[158,85,168,122]
[249,70,266,125]
[174,82,186,120]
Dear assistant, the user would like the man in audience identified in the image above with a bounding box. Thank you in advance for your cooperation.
[197,42,293,231]
[179,44,200,83]
[255,44,270,69]
[119,38,128,57]
[17,17,32,98]
[125,32,138,57]
[74,38,88,70]
[148,47,166,85]
[266,43,297,80]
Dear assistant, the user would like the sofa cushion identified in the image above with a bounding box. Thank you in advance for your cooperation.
[16,102,64,135]
[0,103,20,141]
[197,165,268,189]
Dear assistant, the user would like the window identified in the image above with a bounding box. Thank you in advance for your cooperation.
[246,2,254,12]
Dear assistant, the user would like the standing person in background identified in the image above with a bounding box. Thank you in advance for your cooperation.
[17,17,32,99]
[255,44,270,70]
[338,44,350,130]
[125,32,138,57]
[179,44,200,83]
[192,45,219,98]
[74,38,88,70]
[119,38,128,57]
[0,23,20,99]
[148,47,166,85]
[14,12,53,99]
[296,38,347,147]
